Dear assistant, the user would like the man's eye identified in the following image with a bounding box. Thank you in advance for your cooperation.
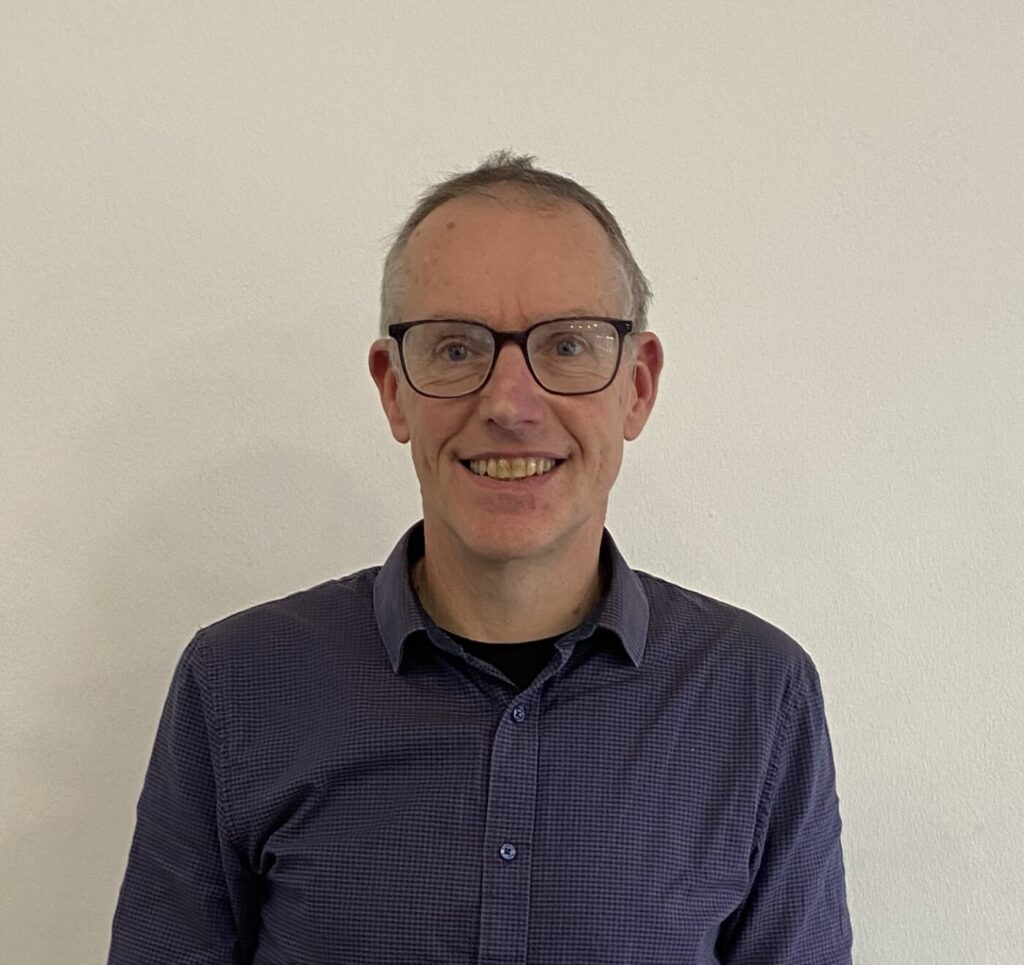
[438,341,471,361]
[547,335,587,357]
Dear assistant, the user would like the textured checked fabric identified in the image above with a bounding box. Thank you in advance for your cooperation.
[108,520,853,964]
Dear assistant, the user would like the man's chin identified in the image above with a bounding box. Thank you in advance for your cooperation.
[433,516,568,567]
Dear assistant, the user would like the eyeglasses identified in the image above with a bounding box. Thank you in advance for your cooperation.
[387,317,634,399]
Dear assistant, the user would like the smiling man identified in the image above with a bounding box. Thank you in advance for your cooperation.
[369,186,661,645]
[108,153,853,964]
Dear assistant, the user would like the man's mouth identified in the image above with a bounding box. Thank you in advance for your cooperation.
[458,457,566,481]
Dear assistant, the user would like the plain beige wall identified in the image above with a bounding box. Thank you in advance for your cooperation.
[2,2,1022,962]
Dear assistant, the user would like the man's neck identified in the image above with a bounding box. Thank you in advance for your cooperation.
[411,526,605,644]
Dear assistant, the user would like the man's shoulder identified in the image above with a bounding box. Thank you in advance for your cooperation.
[189,564,382,667]
[631,568,820,684]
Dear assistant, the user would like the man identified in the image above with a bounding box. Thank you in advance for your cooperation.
[109,152,853,963]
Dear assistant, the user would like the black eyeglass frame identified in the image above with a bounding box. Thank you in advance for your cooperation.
[387,317,634,399]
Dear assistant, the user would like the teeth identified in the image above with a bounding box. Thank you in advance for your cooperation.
[468,457,559,480]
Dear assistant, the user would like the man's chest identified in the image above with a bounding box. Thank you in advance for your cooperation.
[232,674,759,964]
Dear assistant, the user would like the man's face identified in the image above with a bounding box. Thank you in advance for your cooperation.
[369,193,662,566]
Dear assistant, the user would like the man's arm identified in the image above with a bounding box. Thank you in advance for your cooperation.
[108,631,260,964]
[716,658,854,964]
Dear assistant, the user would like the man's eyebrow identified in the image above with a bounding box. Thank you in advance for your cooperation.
[418,308,606,322]
[550,308,607,318]
[420,312,482,321]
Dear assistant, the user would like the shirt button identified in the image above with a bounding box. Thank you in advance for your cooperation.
[512,705,526,722]
[499,843,517,861]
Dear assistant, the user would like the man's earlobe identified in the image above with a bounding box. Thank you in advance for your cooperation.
[369,341,411,444]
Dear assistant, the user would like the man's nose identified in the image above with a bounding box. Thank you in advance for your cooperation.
[476,342,545,424]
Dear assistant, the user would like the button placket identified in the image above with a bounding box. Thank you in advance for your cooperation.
[477,696,539,964]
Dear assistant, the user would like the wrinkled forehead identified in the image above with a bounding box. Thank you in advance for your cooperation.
[398,193,629,323]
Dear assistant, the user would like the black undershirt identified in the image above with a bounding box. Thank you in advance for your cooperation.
[415,541,610,693]
[446,633,562,692]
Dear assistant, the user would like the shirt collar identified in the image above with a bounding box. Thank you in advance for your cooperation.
[373,519,649,673]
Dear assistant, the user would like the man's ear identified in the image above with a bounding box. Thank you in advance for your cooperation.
[622,332,664,442]
[369,339,411,444]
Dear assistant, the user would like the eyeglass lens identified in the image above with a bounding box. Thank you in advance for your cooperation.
[401,319,620,396]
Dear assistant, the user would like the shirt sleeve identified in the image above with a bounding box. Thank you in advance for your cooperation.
[716,657,854,964]
[108,631,260,964]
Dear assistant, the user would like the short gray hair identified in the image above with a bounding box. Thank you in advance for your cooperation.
[378,151,652,338]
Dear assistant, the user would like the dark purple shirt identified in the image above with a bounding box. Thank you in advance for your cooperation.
[109,520,853,963]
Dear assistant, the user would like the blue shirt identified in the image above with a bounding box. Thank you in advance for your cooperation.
[109,520,853,964]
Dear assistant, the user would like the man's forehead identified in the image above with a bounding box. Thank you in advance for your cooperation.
[389,190,630,327]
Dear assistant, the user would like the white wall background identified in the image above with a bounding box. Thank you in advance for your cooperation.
[2,2,1021,962]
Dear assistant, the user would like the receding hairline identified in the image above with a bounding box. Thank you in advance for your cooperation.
[390,187,633,317]
[404,182,613,246]
[379,151,652,337]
